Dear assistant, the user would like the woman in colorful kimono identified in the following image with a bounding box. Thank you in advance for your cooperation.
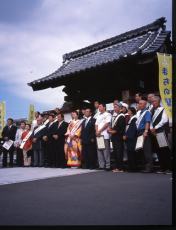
[64,111,83,168]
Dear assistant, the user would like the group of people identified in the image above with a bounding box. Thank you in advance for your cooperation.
[0,92,172,174]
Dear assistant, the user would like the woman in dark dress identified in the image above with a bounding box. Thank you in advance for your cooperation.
[123,107,138,172]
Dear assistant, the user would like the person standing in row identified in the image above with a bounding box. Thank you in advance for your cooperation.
[108,103,126,172]
[14,121,26,167]
[81,108,97,169]
[32,117,46,167]
[93,101,100,119]
[65,111,83,168]
[43,113,56,167]
[123,107,138,172]
[2,118,17,167]
[130,92,142,111]
[53,112,68,168]
[21,124,33,167]
[95,103,112,171]
[150,96,171,173]
[136,99,153,173]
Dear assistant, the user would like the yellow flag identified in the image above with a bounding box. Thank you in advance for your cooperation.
[28,104,35,124]
[157,53,172,119]
[0,101,6,138]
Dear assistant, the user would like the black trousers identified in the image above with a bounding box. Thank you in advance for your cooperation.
[112,139,124,170]
[16,147,24,166]
[127,150,138,171]
[2,147,14,167]
[54,142,66,168]
[151,135,171,171]
[47,142,55,167]
[82,143,97,169]
[143,135,153,170]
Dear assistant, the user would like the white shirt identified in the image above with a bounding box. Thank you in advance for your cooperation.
[84,116,91,127]
[95,111,112,139]
[58,120,64,128]
[14,128,25,147]
[31,119,37,130]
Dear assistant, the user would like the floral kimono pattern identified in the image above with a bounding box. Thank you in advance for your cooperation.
[64,119,83,167]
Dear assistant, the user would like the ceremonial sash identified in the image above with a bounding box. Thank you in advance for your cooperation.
[126,115,136,132]
[136,110,148,129]
[43,119,49,126]
[112,113,124,128]
[20,131,33,149]
[34,124,46,135]
[70,119,84,136]
[152,107,164,123]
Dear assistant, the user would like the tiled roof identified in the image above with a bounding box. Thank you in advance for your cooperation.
[28,17,171,91]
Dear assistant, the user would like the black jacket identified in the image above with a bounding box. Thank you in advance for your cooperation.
[125,117,137,151]
[111,115,126,142]
[81,117,96,145]
[31,126,47,150]
[2,125,17,141]
[53,121,68,144]
[44,122,57,142]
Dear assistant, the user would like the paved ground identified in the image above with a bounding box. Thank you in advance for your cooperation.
[0,168,172,226]
[0,167,97,185]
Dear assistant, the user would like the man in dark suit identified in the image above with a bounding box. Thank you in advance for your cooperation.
[2,118,17,167]
[32,117,46,167]
[43,113,57,167]
[108,103,126,172]
[81,108,97,169]
[53,112,68,168]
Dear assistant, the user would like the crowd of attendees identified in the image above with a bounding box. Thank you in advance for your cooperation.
[0,92,172,174]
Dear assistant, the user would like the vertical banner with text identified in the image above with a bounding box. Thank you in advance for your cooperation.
[0,101,6,138]
[157,53,172,120]
[28,104,35,124]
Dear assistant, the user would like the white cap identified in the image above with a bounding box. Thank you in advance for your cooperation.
[121,102,129,110]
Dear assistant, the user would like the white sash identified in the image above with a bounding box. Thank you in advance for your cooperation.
[34,124,46,135]
[70,119,84,136]
[126,115,136,132]
[34,118,54,136]
[20,131,33,149]
[136,110,148,129]
[43,119,49,126]
[112,113,124,128]
[53,118,58,123]
[152,107,164,123]
[66,119,84,143]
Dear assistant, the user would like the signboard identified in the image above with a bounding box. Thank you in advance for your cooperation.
[157,53,172,120]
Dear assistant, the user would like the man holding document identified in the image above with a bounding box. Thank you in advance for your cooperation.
[1,118,17,167]
[150,96,171,174]
[136,99,153,173]
[95,103,112,171]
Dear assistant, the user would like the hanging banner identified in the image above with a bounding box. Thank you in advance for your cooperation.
[0,101,6,138]
[157,53,172,120]
[28,104,35,124]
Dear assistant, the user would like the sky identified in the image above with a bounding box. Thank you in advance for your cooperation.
[0,0,172,119]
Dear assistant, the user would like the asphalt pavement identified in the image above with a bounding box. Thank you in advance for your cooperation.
[0,170,172,226]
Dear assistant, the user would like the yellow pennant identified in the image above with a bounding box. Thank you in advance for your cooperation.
[28,104,35,124]
[0,101,6,138]
[157,53,172,119]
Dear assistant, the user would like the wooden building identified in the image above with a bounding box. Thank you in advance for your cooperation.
[28,17,172,109]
